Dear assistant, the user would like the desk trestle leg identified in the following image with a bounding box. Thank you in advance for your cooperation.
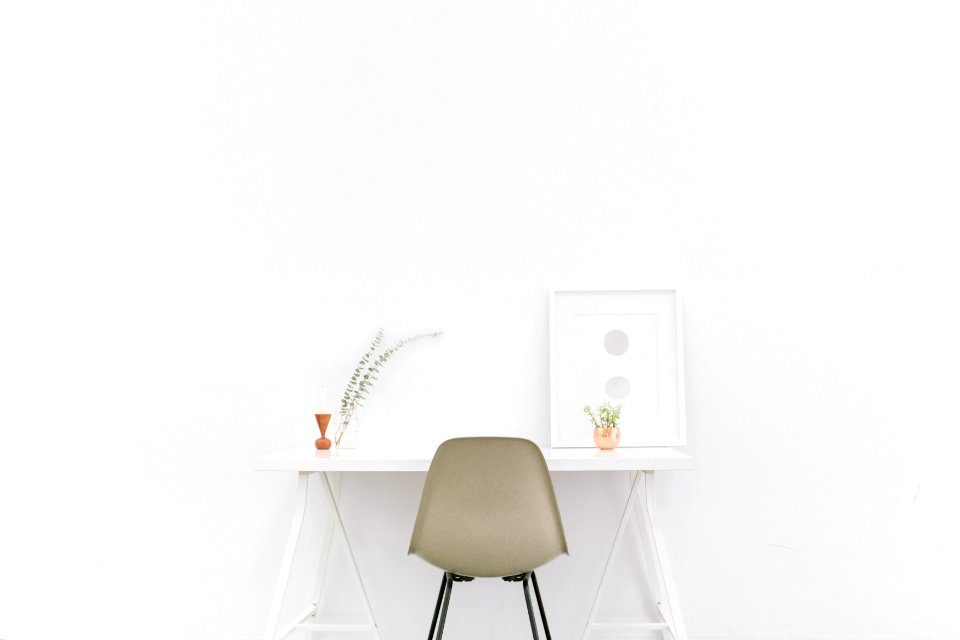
[305,472,339,628]
[264,472,310,640]
[637,471,687,640]
[581,470,688,640]
[263,471,381,640]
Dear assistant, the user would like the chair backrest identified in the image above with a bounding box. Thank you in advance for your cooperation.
[409,437,568,578]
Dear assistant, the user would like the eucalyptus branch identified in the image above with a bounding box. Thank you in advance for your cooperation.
[334,329,442,447]
[338,329,443,413]
[348,331,442,410]
[340,329,384,411]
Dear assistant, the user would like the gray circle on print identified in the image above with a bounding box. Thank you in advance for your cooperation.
[604,329,629,356]
[605,376,631,399]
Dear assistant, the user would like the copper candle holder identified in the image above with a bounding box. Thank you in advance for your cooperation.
[314,413,332,450]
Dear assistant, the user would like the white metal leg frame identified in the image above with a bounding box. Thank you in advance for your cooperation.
[582,471,687,640]
[264,471,382,640]
[265,469,683,640]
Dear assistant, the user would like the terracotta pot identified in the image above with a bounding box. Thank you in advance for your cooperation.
[593,427,621,450]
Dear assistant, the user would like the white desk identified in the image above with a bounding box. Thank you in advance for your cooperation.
[256,446,693,640]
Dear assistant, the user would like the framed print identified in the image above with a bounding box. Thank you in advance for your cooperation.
[549,289,686,448]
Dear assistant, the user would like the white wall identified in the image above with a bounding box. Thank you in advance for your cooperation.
[2,0,959,639]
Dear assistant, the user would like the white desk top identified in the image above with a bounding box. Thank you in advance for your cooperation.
[254,446,694,472]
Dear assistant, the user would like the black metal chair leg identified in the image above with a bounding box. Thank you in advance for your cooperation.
[522,573,541,640]
[435,572,454,640]
[427,572,448,640]
[530,571,552,640]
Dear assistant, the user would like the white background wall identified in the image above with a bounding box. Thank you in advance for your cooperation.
[2,0,959,639]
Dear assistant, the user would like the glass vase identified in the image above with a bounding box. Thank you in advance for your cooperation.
[334,408,360,449]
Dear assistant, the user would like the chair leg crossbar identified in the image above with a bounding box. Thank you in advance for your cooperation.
[427,571,552,640]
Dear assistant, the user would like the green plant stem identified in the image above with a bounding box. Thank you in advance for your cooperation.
[334,329,442,445]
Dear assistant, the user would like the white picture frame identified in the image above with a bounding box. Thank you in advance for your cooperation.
[549,288,686,448]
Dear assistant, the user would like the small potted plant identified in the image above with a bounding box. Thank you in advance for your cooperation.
[584,402,622,450]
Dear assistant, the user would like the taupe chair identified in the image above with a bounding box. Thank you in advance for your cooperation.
[409,437,568,640]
